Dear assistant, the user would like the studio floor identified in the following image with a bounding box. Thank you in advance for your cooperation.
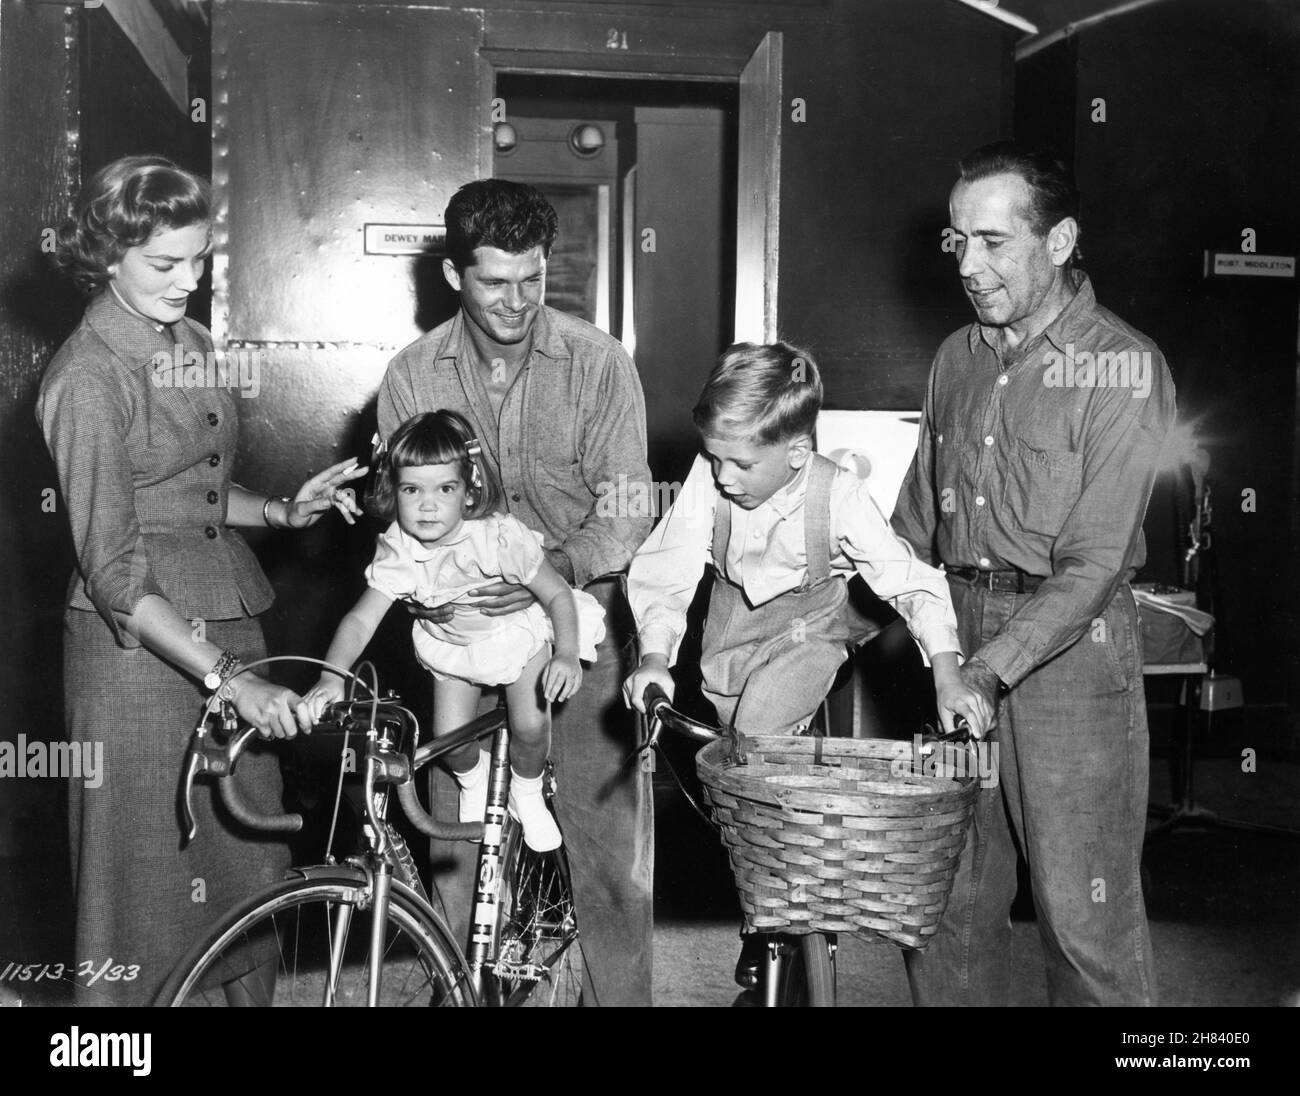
[3,737,1298,1008]
[651,755,1300,1007]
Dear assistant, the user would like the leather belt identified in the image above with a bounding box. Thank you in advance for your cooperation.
[945,565,1045,593]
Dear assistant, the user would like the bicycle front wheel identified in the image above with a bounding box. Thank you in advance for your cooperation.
[156,868,476,1006]
[486,818,585,1006]
[775,933,836,1007]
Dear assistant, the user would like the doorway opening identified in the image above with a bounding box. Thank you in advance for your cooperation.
[494,73,738,484]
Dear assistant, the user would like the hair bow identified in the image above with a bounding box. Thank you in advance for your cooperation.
[465,437,483,489]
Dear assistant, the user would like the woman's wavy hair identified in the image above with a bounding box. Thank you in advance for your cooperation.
[367,410,502,523]
[54,155,211,293]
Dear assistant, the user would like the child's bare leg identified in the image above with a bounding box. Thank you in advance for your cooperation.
[503,647,552,778]
[433,677,485,773]
[504,647,561,850]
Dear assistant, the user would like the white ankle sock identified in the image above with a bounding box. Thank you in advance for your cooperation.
[453,750,490,824]
[508,769,562,852]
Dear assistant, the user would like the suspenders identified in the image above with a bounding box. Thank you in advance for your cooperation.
[710,453,838,591]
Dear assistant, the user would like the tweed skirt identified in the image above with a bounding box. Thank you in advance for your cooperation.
[64,609,290,1006]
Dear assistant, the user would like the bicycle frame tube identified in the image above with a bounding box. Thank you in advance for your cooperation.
[368,861,395,1007]
[763,941,782,1008]
[467,724,512,997]
[326,900,354,1007]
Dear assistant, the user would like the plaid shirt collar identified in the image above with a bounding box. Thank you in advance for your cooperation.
[433,305,573,366]
[966,268,1095,357]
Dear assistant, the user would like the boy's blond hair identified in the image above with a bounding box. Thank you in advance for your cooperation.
[692,341,822,445]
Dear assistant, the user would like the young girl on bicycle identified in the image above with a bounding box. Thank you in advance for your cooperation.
[304,410,605,851]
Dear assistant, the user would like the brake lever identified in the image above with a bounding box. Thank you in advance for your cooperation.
[918,714,975,757]
[180,702,239,843]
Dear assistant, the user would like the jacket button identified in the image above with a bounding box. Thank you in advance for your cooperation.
[511,492,521,502]
[204,526,218,539]
[209,454,221,467]
[207,412,219,426]
[207,490,219,504]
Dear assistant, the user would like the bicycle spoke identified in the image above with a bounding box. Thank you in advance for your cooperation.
[158,877,474,1007]
[489,822,584,1007]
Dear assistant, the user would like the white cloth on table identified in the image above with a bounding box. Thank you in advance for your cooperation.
[366,512,606,685]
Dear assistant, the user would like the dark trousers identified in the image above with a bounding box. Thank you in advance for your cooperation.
[905,581,1157,1006]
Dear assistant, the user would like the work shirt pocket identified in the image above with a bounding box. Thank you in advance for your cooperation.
[1002,437,1083,537]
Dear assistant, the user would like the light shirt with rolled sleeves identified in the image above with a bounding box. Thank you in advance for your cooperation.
[629,453,962,666]
[891,270,1176,688]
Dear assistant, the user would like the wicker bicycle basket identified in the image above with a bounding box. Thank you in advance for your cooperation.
[695,733,981,949]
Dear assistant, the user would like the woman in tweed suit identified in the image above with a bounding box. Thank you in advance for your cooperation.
[38,156,364,1006]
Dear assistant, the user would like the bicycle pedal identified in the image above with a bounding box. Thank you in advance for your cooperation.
[733,935,764,989]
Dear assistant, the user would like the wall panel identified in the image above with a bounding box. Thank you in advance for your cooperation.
[215,1,489,346]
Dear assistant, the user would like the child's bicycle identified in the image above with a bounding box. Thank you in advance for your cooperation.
[636,682,978,1008]
[156,658,584,1007]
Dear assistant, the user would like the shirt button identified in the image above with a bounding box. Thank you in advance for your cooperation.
[209,454,221,467]
[937,433,944,443]
[204,526,218,539]
[997,375,1009,386]
[975,495,986,506]
[979,556,991,568]
[207,490,219,504]
[207,412,219,426]
[984,436,994,446]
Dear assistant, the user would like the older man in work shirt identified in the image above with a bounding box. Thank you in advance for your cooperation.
[892,142,1175,1005]
[378,179,654,1005]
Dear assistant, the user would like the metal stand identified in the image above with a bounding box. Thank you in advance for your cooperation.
[1146,671,1300,840]
[1146,460,1300,840]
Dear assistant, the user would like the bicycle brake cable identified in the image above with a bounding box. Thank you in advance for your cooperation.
[652,741,719,833]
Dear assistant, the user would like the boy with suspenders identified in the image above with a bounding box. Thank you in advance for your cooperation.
[624,341,990,740]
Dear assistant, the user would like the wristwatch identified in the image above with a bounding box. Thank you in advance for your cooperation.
[203,649,241,693]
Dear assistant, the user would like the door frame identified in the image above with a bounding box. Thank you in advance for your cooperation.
[480,30,783,346]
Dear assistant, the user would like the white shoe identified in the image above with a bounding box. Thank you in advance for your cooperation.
[453,750,490,824]
[508,770,562,852]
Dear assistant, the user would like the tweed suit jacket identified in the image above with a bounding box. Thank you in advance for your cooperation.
[38,291,273,648]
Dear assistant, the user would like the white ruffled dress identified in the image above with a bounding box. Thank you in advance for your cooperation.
[365,512,606,686]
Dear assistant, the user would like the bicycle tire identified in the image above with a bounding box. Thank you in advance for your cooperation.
[155,868,476,1006]
[775,933,836,1007]
[485,817,585,1007]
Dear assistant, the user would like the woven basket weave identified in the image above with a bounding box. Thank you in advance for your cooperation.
[695,733,980,949]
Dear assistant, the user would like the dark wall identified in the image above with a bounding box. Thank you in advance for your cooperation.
[81,8,211,332]
[634,106,731,485]
[0,0,80,850]
[778,2,1016,409]
[0,5,208,852]
[1017,0,1300,726]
